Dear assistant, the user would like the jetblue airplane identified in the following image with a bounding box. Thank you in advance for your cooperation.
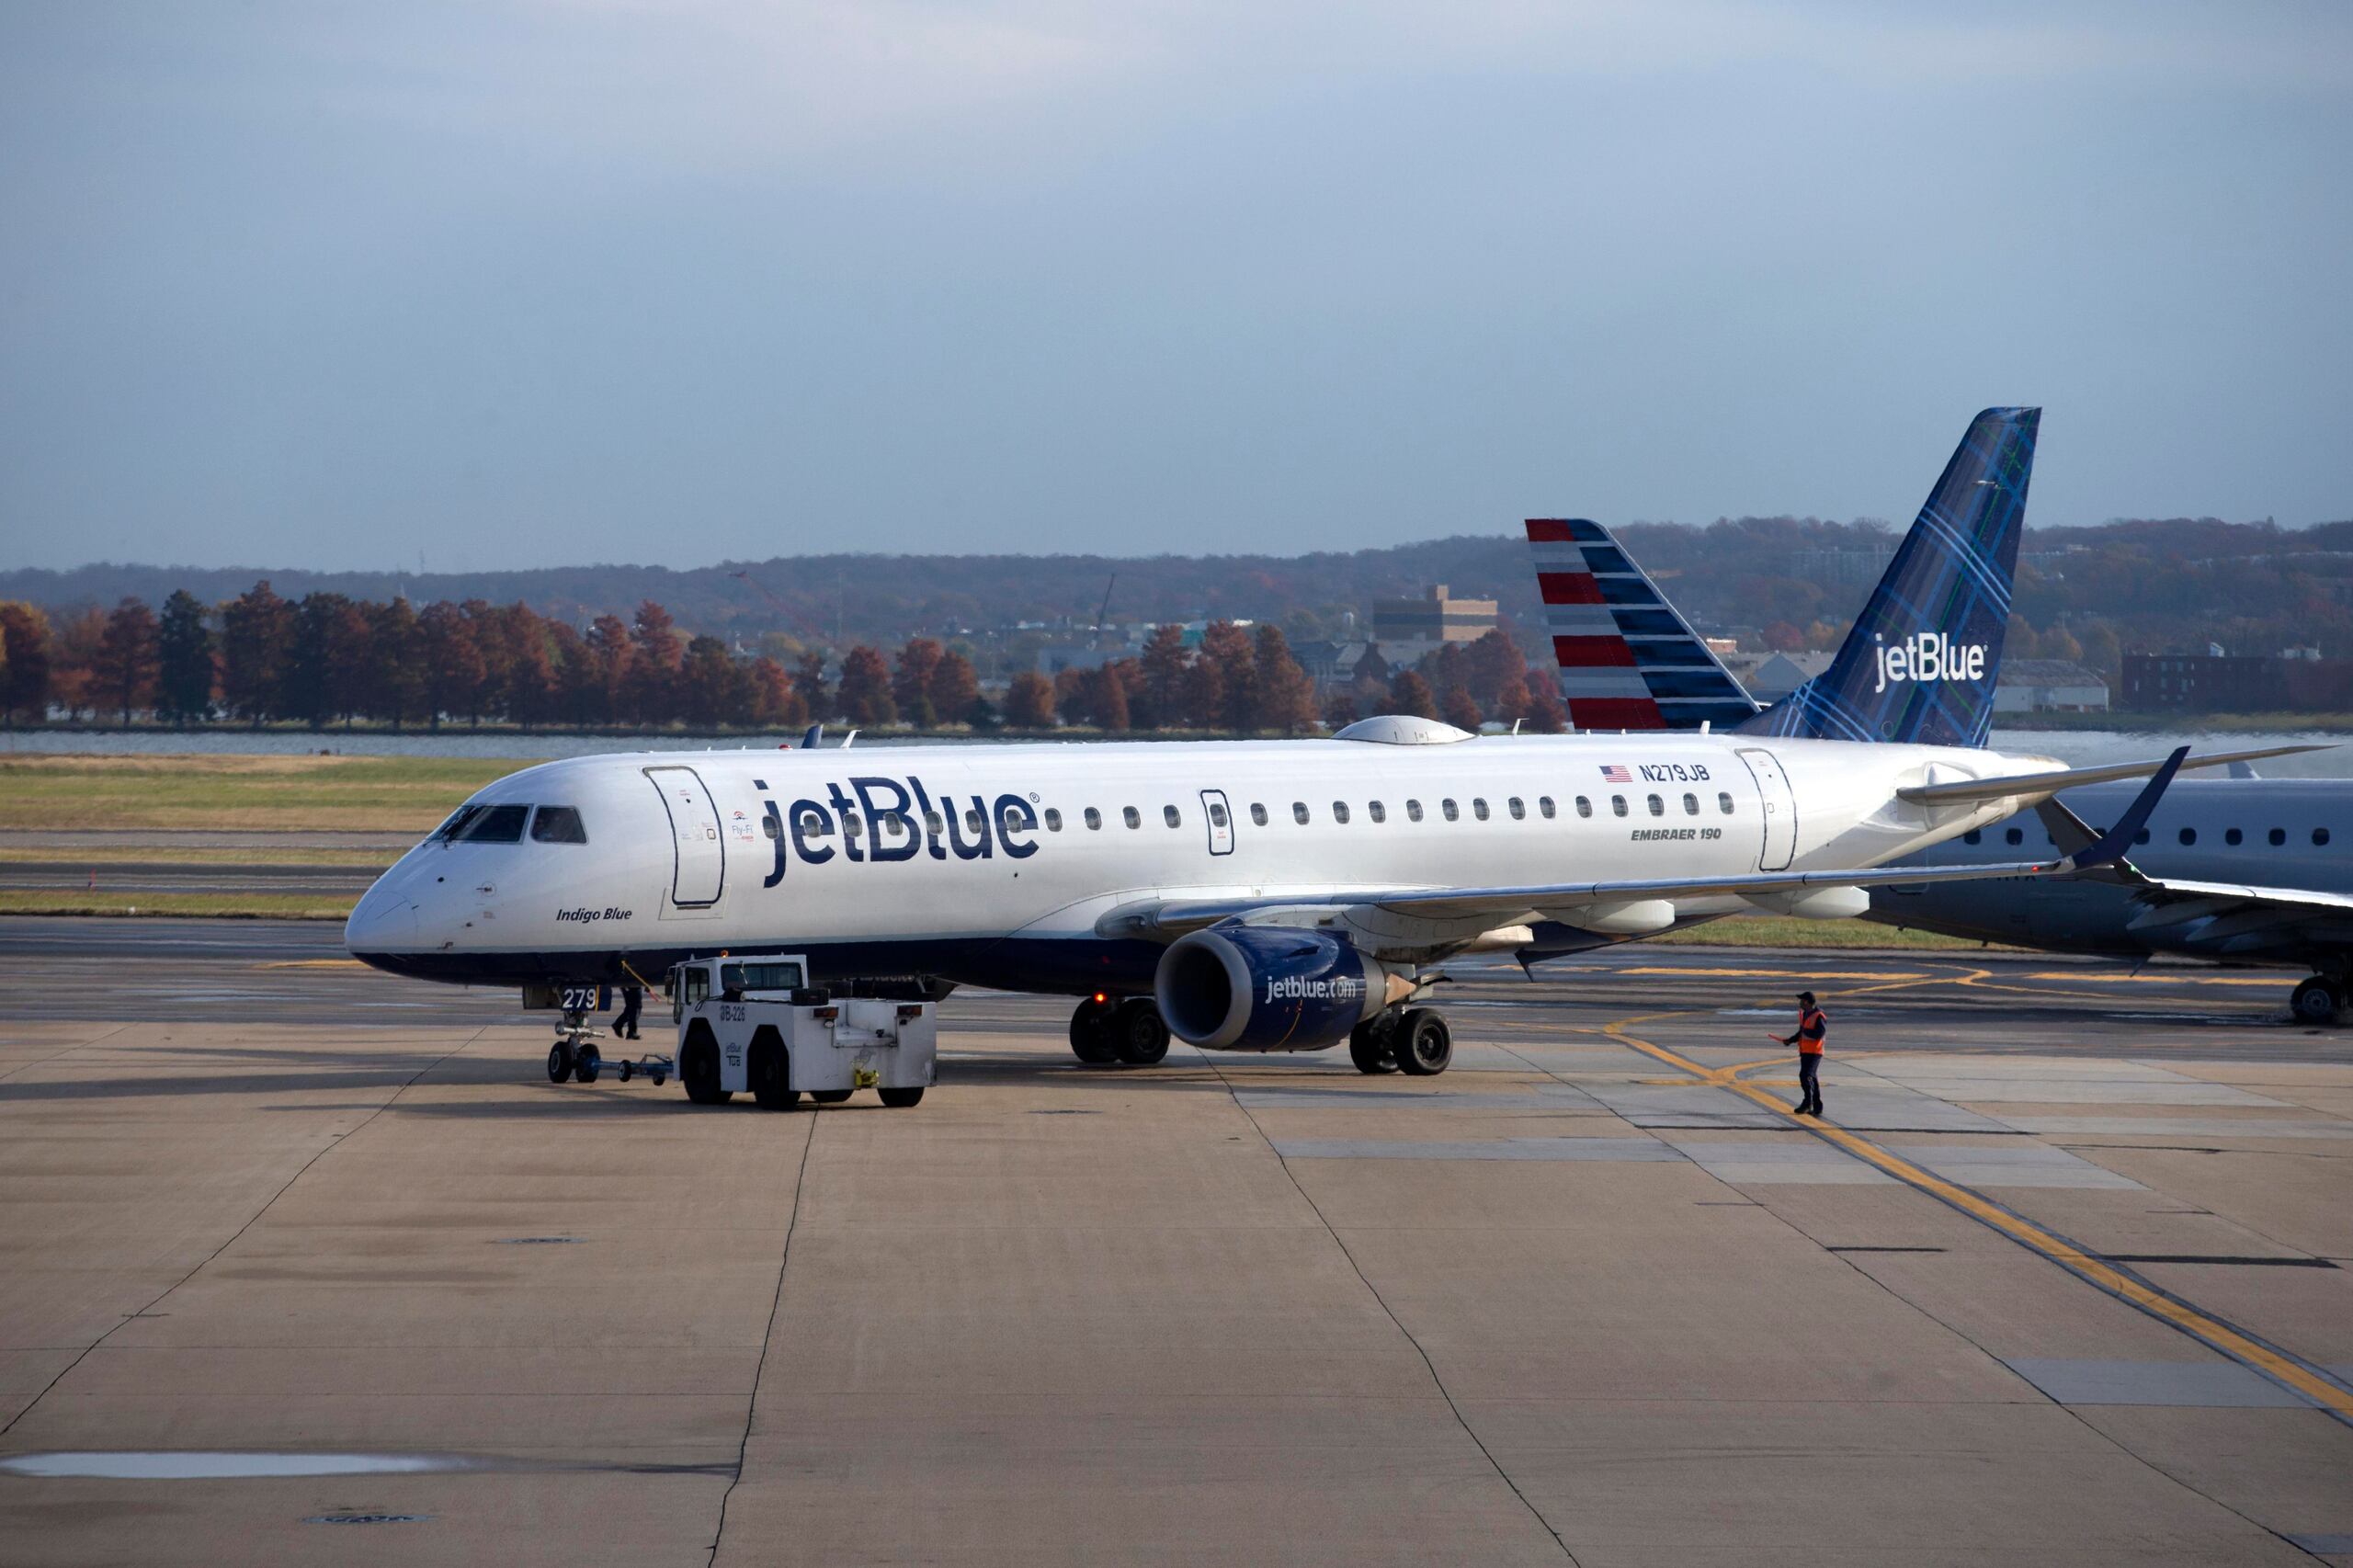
[1528,517,2347,1021]
[347,409,2241,1087]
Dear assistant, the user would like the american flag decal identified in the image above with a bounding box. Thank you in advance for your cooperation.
[1599,765,1632,783]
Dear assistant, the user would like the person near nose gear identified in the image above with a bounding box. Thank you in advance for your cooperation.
[615,985,643,1041]
[1779,991,1826,1116]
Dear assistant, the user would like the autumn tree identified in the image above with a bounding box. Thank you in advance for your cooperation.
[1390,669,1438,720]
[368,597,426,729]
[929,648,981,725]
[680,634,744,729]
[48,607,108,721]
[1521,677,1568,733]
[835,645,897,726]
[95,597,160,726]
[629,600,684,720]
[418,601,485,731]
[220,580,293,723]
[1249,625,1317,733]
[582,614,632,725]
[892,639,943,728]
[1440,684,1485,732]
[1199,620,1255,731]
[748,655,806,729]
[1005,670,1055,729]
[501,607,559,729]
[154,589,213,723]
[1137,625,1188,730]
[792,651,833,723]
[0,602,50,725]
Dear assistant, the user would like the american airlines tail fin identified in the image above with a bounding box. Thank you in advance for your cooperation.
[1525,519,1761,731]
[1734,406,2040,747]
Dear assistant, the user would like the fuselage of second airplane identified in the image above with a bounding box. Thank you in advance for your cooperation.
[345,730,2059,994]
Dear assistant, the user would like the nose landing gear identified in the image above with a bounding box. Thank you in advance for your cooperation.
[547,1011,604,1083]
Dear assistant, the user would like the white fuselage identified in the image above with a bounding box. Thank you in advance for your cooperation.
[345,732,2056,993]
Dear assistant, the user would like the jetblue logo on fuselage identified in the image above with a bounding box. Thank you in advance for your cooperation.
[1872,631,1988,695]
[766,775,1040,874]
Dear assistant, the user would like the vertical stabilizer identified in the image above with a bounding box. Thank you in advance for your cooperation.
[1735,407,2039,747]
[1526,518,1761,731]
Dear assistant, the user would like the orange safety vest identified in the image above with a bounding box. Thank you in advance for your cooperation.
[1795,1007,1826,1055]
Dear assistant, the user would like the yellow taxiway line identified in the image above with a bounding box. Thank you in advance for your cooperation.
[1600,1008,2353,1425]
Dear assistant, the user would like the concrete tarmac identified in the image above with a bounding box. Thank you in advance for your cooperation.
[3,924,2351,1564]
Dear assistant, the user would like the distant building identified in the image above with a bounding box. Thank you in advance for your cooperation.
[1297,642,1390,692]
[1993,660,2109,714]
[2124,651,2353,712]
[1371,585,1497,655]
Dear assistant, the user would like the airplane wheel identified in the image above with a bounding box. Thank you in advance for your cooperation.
[547,1040,576,1084]
[750,1035,798,1110]
[2290,977,2340,1026]
[1069,996,1118,1064]
[1111,999,1170,1065]
[879,1086,926,1108]
[1348,1018,1398,1074]
[682,1037,732,1105]
[574,1044,600,1085]
[811,1089,853,1105]
[1395,1009,1452,1076]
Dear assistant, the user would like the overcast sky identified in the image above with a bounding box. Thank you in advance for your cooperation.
[2,3,2347,574]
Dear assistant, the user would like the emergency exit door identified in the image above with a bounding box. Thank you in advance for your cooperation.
[1200,790,1234,855]
[648,767,725,905]
[1736,748,1796,872]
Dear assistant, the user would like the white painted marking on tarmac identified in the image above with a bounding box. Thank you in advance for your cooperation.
[1,1451,468,1479]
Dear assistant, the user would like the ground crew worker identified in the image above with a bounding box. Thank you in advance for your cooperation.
[1779,990,1826,1116]
[615,985,642,1041]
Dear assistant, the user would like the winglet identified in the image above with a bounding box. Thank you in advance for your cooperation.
[2069,746,2187,869]
[801,723,824,750]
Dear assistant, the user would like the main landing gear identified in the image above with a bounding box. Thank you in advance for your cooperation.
[2290,976,2346,1027]
[1348,1006,1451,1076]
[1068,994,1171,1066]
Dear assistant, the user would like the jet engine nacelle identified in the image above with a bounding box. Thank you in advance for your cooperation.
[1154,924,1407,1052]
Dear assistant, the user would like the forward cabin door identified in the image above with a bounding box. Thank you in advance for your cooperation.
[648,767,725,906]
[1736,748,1796,872]
[1200,790,1235,856]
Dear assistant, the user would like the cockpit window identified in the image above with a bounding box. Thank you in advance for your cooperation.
[530,806,588,844]
[433,803,487,843]
[456,803,529,843]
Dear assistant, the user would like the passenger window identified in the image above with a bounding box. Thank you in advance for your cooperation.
[1209,801,1228,827]
[2224,827,2241,846]
[2317,828,2333,846]
[1369,801,1386,824]
[2006,827,2022,846]
[1682,793,1699,816]
[2178,827,2196,846]
[1540,797,1555,820]
[961,810,981,835]
[798,809,831,837]
[1441,799,1460,822]
[1004,805,1027,833]
[2269,828,2286,846]
[1123,806,1141,829]
[1085,807,1102,831]
[1250,802,1268,826]
[530,805,588,844]
[1718,792,1733,814]
[881,817,906,839]
[1508,797,1526,820]
[1964,830,1982,845]
[1612,795,1628,817]
[1472,799,1489,821]
[1406,800,1425,822]
[1293,802,1311,824]
[1044,808,1063,831]
[1646,794,1665,817]
[922,810,943,835]
[458,803,529,843]
[1333,801,1351,824]
[1576,796,1593,819]
[1163,804,1181,828]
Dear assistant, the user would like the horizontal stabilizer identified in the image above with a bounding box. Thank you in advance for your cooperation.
[1896,744,2328,806]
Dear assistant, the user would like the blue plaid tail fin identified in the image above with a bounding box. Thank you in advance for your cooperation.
[1733,407,2039,747]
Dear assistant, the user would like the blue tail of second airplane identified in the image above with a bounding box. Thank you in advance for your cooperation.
[1736,406,2039,748]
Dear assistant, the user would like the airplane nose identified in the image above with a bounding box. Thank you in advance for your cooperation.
[345,881,419,959]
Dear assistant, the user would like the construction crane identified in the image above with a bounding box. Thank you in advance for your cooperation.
[730,568,821,642]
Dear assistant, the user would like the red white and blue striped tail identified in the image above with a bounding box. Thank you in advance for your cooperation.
[1526,518,1761,732]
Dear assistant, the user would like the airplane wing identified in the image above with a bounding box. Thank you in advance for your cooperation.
[1900,744,2327,805]
[1101,748,2187,941]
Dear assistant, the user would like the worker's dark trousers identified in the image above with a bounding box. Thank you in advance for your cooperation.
[1797,1052,1822,1112]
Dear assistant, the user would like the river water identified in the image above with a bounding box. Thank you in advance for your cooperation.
[6,725,2350,776]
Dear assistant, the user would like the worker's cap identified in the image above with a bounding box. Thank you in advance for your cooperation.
[1796,991,1816,1005]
